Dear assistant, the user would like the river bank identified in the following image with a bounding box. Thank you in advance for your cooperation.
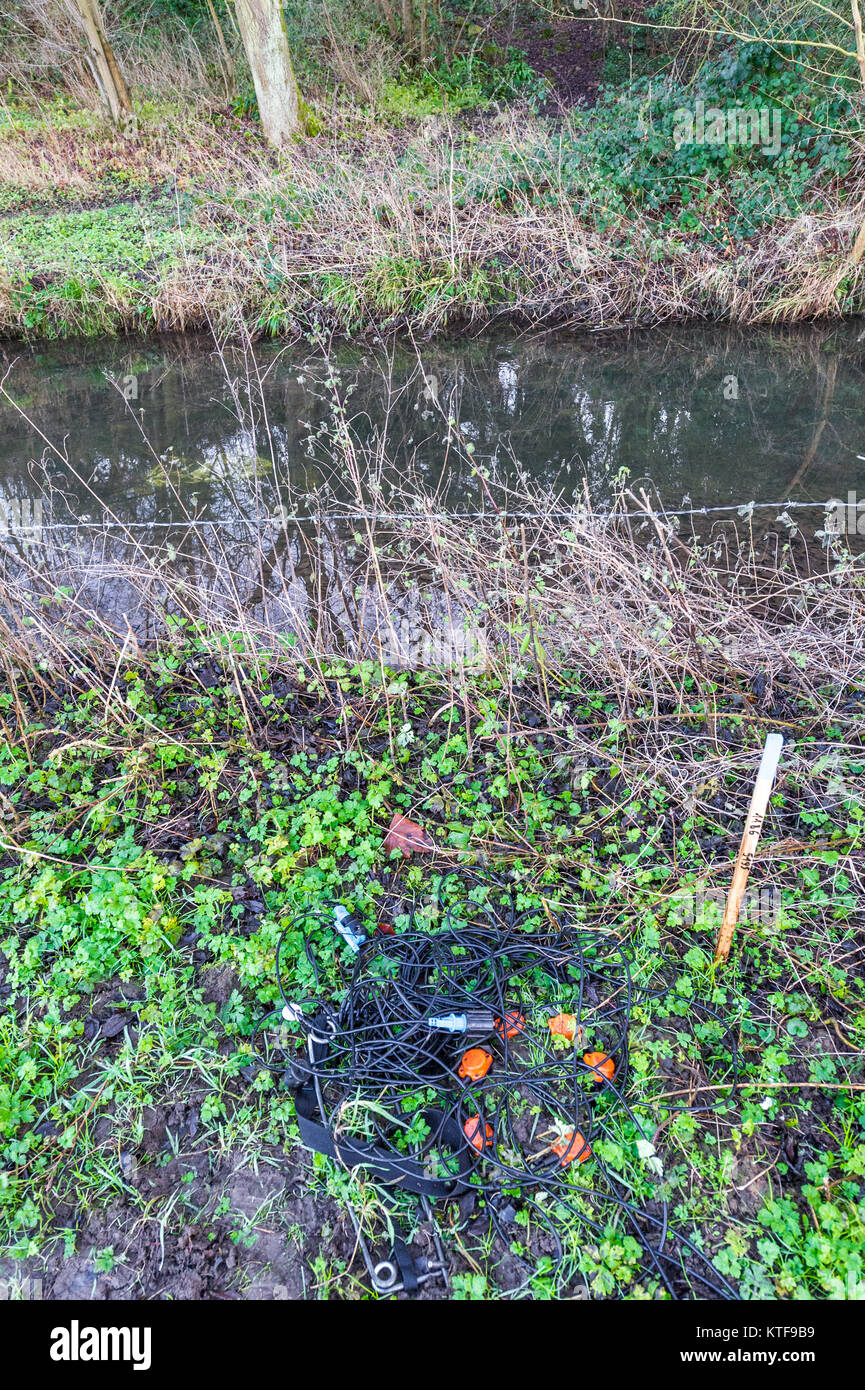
[1,89,863,343]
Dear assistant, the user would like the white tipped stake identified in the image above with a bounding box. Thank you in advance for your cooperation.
[714,733,784,966]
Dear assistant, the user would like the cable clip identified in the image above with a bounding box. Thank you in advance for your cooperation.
[281,1002,305,1024]
[428,1012,468,1033]
[333,904,367,953]
[428,1008,494,1033]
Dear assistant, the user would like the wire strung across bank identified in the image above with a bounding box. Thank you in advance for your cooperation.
[252,869,741,1299]
[16,497,842,533]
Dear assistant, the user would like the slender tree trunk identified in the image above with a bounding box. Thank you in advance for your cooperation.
[829,1,865,296]
[233,0,301,146]
[205,0,236,96]
[853,0,865,86]
[402,0,414,52]
[376,0,400,40]
[73,0,133,127]
[419,0,428,62]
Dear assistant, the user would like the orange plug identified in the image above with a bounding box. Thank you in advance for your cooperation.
[458,1047,493,1081]
[548,1012,581,1044]
[463,1114,493,1153]
[495,1009,525,1040]
[551,1130,592,1166]
[583,1050,615,1083]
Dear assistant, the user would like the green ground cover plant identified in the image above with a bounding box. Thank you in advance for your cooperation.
[0,459,862,1298]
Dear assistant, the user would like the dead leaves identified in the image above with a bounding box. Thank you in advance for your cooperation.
[383,812,434,855]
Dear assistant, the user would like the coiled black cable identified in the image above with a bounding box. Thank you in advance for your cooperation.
[255,869,741,1299]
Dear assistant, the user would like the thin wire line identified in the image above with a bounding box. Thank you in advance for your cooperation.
[0,499,847,533]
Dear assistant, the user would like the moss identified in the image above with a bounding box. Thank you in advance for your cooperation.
[298,97,323,136]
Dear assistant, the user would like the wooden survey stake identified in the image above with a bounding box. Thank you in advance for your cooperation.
[714,733,783,966]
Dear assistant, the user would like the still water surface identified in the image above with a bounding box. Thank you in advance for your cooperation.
[1,323,863,539]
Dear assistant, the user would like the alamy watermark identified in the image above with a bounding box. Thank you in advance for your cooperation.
[0,497,42,544]
[667,884,778,928]
[820,492,865,540]
[50,1320,151,1370]
[371,615,487,672]
[673,99,782,158]
[0,1275,42,1299]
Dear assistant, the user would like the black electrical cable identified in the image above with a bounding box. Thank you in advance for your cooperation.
[255,868,742,1299]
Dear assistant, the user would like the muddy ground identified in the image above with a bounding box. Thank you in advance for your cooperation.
[1,949,850,1303]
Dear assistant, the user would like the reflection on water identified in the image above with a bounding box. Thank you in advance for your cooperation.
[0,322,863,634]
[1,322,864,520]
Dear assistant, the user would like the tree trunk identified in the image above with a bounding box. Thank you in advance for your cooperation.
[205,0,236,97]
[853,0,865,87]
[402,0,415,52]
[233,0,301,147]
[832,2,865,293]
[73,0,133,127]
[419,0,428,62]
[375,0,400,40]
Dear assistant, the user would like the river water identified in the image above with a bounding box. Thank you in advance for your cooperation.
[1,322,863,530]
[0,323,863,638]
